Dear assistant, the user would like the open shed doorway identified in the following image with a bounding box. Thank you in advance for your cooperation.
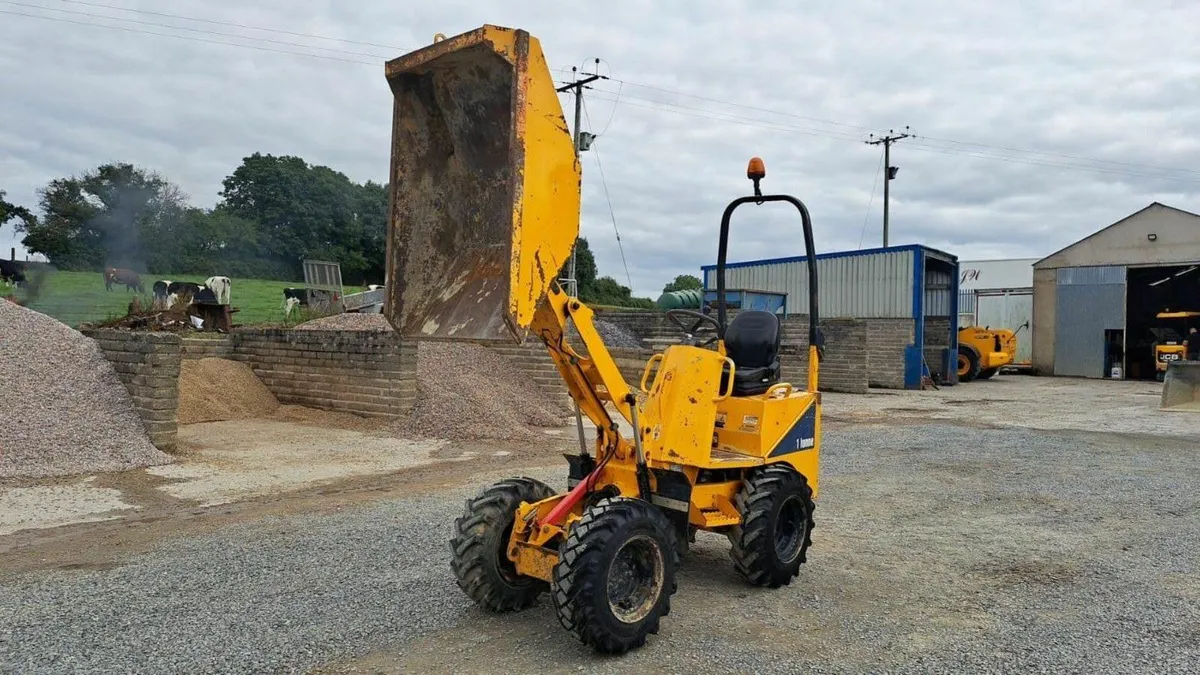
[1125,264,1200,380]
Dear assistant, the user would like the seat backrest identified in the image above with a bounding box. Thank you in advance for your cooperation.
[724,310,781,369]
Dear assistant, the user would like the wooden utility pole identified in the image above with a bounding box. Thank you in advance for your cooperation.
[866,127,911,248]
[555,61,606,297]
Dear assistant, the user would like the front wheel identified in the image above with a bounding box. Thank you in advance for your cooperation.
[729,464,815,588]
[957,345,981,382]
[551,497,679,654]
[450,477,557,612]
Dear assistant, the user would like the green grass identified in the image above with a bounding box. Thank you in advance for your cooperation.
[2,270,361,328]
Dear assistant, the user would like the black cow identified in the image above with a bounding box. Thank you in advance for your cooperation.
[0,260,26,287]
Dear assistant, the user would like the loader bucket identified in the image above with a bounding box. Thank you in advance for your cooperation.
[1160,362,1200,412]
[382,25,581,342]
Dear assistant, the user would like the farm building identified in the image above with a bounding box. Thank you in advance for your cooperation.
[957,258,1038,368]
[1032,202,1200,380]
[700,244,961,388]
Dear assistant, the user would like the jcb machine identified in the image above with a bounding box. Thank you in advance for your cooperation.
[1151,310,1200,381]
[956,324,1022,382]
[383,26,823,653]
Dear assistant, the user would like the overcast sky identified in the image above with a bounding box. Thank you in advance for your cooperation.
[2,0,1199,296]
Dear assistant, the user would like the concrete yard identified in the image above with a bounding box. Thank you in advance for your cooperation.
[1,375,1198,673]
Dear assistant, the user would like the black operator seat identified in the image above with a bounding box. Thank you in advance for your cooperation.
[721,310,783,396]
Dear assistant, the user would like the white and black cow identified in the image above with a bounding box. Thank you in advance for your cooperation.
[282,287,309,317]
[204,276,232,305]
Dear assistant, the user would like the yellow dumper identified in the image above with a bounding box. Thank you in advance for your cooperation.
[383,25,825,653]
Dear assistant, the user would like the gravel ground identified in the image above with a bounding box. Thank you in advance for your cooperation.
[393,341,571,442]
[0,301,170,478]
[294,313,392,331]
[2,423,1196,673]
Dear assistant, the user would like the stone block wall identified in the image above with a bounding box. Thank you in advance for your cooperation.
[230,329,417,418]
[923,317,953,380]
[180,335,234,359]
[81,329,181,452]
[864,319,914,389]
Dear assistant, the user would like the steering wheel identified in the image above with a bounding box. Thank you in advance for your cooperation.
[666,309,722,347]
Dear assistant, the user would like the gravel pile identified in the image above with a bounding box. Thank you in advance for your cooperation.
[294,313,392,331]
[0,301,171,478]
[593,319,643,348]
[394,341,570,442]
[177,358,280,424]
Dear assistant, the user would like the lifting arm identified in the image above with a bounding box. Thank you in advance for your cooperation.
[530,283,638,450]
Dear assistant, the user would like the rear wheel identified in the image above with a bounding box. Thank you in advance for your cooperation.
[450,477,557,612]
[728,464,815,588]
[976,367,998,380]
[551,497,678,654]
[957,345,981,382]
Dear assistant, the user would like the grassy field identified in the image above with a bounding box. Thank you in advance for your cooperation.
[1,270,364,328]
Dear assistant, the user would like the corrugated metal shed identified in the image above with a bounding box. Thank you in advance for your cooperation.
[701,244,956,319]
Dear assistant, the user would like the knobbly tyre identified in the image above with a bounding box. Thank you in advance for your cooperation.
[381,25,824,654]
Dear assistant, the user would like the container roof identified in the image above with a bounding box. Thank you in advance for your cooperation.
[700,243,957,272]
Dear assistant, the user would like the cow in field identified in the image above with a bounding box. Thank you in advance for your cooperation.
[104,267,143,293]
[0,260,26,287]
[151,280,172,308]
[282,287,309,317]
[204,276,232,305]
[165,281,203,309]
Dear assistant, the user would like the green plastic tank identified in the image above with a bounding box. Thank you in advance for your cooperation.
[656,289,704,310]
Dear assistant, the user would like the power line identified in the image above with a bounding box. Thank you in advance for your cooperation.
[0,9,379,64]
[583,98,633,290]
[587,92,1200,183]
[6,5,1200,185]
[858,148,885,249]
[56,0,405,50]
[1,1,386,59]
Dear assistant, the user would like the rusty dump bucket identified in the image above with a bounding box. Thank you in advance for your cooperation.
[1160,361,1200,412]
[382,25,581,342]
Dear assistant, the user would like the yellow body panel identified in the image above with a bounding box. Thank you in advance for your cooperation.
[1157,344,1186,372]
[959,326,1017,371]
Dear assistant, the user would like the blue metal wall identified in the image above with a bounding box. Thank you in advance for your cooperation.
[1053,265,1126,377]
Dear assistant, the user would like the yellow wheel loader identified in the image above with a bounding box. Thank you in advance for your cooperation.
[382,26,824,654]
[1151,311,1200,381]
[956,323,1023,382]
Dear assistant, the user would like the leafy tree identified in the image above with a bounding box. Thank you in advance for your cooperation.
[662,274,702,293]
[0,190,35,235]
[20,163,186,271]
[218,153,386,283]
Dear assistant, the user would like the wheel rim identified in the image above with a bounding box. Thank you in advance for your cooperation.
[493,516,523,584]
[774,495,808,564]
[607,534,665,624]
[957,354,970,376]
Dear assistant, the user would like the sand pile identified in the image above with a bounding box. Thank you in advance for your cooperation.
[0,301,171,478]
[394,341,571,442]
[178,358,280,424]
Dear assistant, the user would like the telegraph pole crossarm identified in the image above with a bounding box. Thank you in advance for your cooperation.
[556,61,609,298]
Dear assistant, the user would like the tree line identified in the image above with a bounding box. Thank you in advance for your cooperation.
[0,154,701,304]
